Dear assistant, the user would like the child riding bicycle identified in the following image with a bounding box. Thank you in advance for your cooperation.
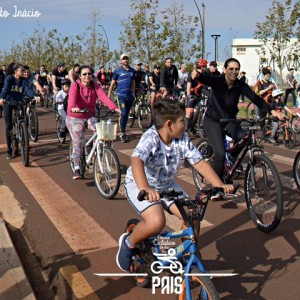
[116,98,234,271]
[269,89,294,144]
[55,78,71,138]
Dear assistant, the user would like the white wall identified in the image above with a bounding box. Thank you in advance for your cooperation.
[231,38,299,86]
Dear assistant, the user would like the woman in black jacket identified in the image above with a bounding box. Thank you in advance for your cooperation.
[197,58,284,180]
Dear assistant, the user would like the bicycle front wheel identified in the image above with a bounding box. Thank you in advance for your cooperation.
[138,103,152,132]
[291,116,300,134]
[293,151,300,190]
[283,128,296,149]
[178,267,219,300]
[94,145,121,199]
[19,121,29,166]
[244,154,283,233]
[28,108,39,142]
[192,139,215,191]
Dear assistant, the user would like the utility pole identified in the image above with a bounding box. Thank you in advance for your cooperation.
[193,1,206,58]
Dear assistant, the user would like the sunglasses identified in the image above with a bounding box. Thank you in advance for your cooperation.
[81,72,92,76]
[122,58,129,60]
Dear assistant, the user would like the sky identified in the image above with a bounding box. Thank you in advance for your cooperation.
[0,0,277,64]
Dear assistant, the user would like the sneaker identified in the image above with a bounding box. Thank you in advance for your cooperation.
[73,169,82,180]
[6,152,13,160]
[269,137,278,144]
[116,233,135,271]
[59,131,66,138]
[120,134,129,143]
[128,113,134,119]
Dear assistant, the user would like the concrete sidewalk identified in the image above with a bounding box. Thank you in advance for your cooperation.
[0,216,36,300]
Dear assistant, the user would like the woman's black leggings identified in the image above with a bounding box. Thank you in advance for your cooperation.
[203,116,246,179]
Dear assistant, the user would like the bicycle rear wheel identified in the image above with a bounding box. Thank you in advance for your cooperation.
[125,218,153,288]
[19,121,29,166]
[192,139,215,191]
[177,267,219,300]
[93,145,121,199]
[28,108,39,142]
[244,154,283,233]
[293,151,300,190]
[138,102,152,132]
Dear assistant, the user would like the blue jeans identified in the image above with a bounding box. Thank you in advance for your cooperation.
[118,95,134,133]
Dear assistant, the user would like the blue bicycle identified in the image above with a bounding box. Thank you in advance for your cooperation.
[124,187,237,300]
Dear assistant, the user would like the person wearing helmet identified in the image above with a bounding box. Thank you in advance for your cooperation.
[51,61,68,102]
[55,78,71,138]
[269,89,294,144]
[184,59,206,132]
[196,57,285,180]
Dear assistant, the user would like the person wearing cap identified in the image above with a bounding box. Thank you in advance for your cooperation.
[134,60,146,98]
[108,53,136,143]
[205,61,221,76]
[160,57,178,98]
[284,67,298,106]
[148,64,161,104]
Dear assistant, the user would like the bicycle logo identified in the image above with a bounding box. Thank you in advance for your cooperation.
[151,248,184,275]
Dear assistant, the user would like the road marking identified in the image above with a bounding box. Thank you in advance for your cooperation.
[60,265,100,300]
[9,162,117,253]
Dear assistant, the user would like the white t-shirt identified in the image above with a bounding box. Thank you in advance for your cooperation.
[56,90,68,110]
[125,126,202,191]
[178,70,188,86]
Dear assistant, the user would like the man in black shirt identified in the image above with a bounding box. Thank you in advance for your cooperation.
[0,64,6,93]
[160,57,178,98]
[52,61,68,100]
[148,65,161,104]
[134,60,146,97]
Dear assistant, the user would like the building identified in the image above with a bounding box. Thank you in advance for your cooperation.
[231,38,299,86]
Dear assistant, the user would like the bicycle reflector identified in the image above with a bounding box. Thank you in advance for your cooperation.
[195,192,208,204]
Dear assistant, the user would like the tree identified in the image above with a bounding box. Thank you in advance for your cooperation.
[254,0,300,86]
[120,0,199,68]
[158,3,199,64]
[120,0,160,68]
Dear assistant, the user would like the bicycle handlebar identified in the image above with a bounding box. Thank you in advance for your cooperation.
[137,183,239,203]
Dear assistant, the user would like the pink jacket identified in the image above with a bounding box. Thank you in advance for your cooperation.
[67,79,118,119]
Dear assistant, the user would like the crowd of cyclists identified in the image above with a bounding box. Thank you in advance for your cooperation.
[0,55,299,285]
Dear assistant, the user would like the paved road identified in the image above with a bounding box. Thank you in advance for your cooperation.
[0,106,299,299]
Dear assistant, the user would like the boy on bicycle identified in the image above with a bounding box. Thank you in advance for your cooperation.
[116,98,233,271]
[269,89,294,144]
[55,78,71,138]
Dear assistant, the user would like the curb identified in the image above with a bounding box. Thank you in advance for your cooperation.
[0,217,36,299]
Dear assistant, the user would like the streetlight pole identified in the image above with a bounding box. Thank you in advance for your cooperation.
[211,34,221,61]
[193,1,205,58]
[98,25,110,69]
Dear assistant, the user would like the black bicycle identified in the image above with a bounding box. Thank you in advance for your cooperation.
[192,118,283,233]
[129,90,152,132]
[53,101,68,144]
[25,97,39,142]
[10,98,31,166]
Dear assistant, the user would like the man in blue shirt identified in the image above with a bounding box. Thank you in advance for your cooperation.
[108,53,136,142]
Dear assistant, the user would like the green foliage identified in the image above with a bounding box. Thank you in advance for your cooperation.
[119,0,201,68]
[254,0,300,85]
